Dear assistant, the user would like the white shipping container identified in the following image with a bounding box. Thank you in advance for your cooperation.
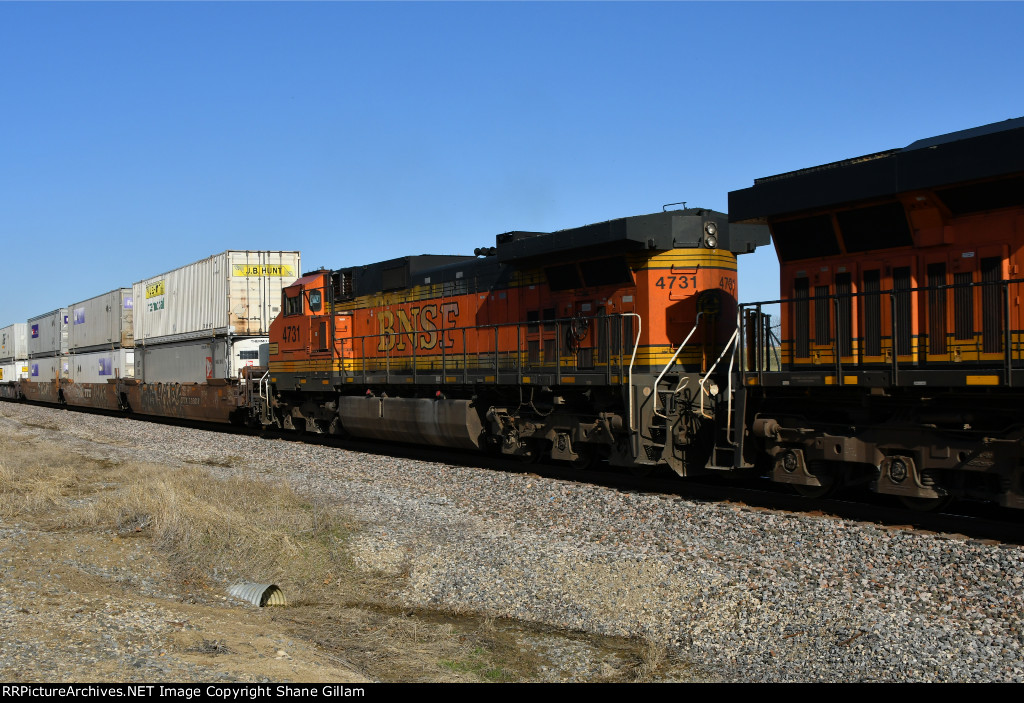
[0,361,30,382]
[69,288,134,351]
[0,323,28,362]
[137,336,267,384]
[26,356,68,382]
[68,348,135,383]
[133,251,299,345]
[27,310,69,358]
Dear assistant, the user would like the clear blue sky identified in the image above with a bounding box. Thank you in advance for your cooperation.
[1,1,1021,326]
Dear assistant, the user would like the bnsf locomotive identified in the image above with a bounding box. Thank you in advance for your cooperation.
[730,116,1024,509]
[257,210,768,476]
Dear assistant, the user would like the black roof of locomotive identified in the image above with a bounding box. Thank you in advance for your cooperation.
[728,116,1024,223]
[330,210,770,299]
[495,209,768,262]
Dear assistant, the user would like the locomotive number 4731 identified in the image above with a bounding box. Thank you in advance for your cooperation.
[655,275,698,290]
[654,275,735,293]
[283,325,301,343]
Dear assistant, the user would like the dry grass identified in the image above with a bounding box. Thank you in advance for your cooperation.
[0,434,83,520]
[108,464,356,594]
[0,433,354,597]
[633,638,669,682]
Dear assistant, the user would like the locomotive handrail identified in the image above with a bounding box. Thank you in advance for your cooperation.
[738,276,1023,385]
[652,313,703,420]
[1005,284,1013,388]
[890,293,899,385]
[698,327,738,419]
[623,313,642,432]
[725,316,740,445]
[258,370,270,402]
[336,312,638,382]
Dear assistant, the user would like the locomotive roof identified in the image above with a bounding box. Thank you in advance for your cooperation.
[495,209,768,261]
[728,116,1024,223]
[327,210,769,299]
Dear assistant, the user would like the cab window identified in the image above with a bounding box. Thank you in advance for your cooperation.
[308,289,322,312]
[283,290,303,316]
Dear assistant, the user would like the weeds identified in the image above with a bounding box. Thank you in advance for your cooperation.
[439,647,513,682]
[0,433,356,598]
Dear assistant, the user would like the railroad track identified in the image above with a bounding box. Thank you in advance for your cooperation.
[10,396,1024,546]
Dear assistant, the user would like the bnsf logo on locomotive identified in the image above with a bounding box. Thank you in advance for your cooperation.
[376,303,460,352]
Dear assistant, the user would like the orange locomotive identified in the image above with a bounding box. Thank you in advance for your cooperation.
[259,210,768,475]
[730,117,1024,509]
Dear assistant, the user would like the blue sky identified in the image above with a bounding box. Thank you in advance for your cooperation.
[1,1,1022,326]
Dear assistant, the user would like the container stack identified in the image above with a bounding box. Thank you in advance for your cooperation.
[67,288,135,384]
[0,323,29,384]
[132,251,300,383]
[26,309,69,383]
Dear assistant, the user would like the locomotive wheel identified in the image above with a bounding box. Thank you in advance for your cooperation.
[792,482,840,499]
[792,462,840,498]
[899,495,953,512]
[569,449,596,470]
[516,440,544,464]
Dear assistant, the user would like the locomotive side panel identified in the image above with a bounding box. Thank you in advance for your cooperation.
[773,202,1022,370]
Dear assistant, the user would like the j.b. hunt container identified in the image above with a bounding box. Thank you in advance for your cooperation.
[133,251,300,346]
[68,288,134,352]
[135,336,268,384]
[27,309,69,358]
[0,323,28,363]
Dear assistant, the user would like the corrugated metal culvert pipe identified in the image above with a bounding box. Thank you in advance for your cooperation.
[227,583,287,607]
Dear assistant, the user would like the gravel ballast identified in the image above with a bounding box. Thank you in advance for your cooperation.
[2,403,1022,682]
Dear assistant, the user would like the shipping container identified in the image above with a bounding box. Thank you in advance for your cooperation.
[0,323,28,362]
[68,348,134,383]
[136,336,268,384]
[68,288,134,351]
[27,310,69,358]
[133,251,300,345]
[26,356,67,382]
[0,361,30,382]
